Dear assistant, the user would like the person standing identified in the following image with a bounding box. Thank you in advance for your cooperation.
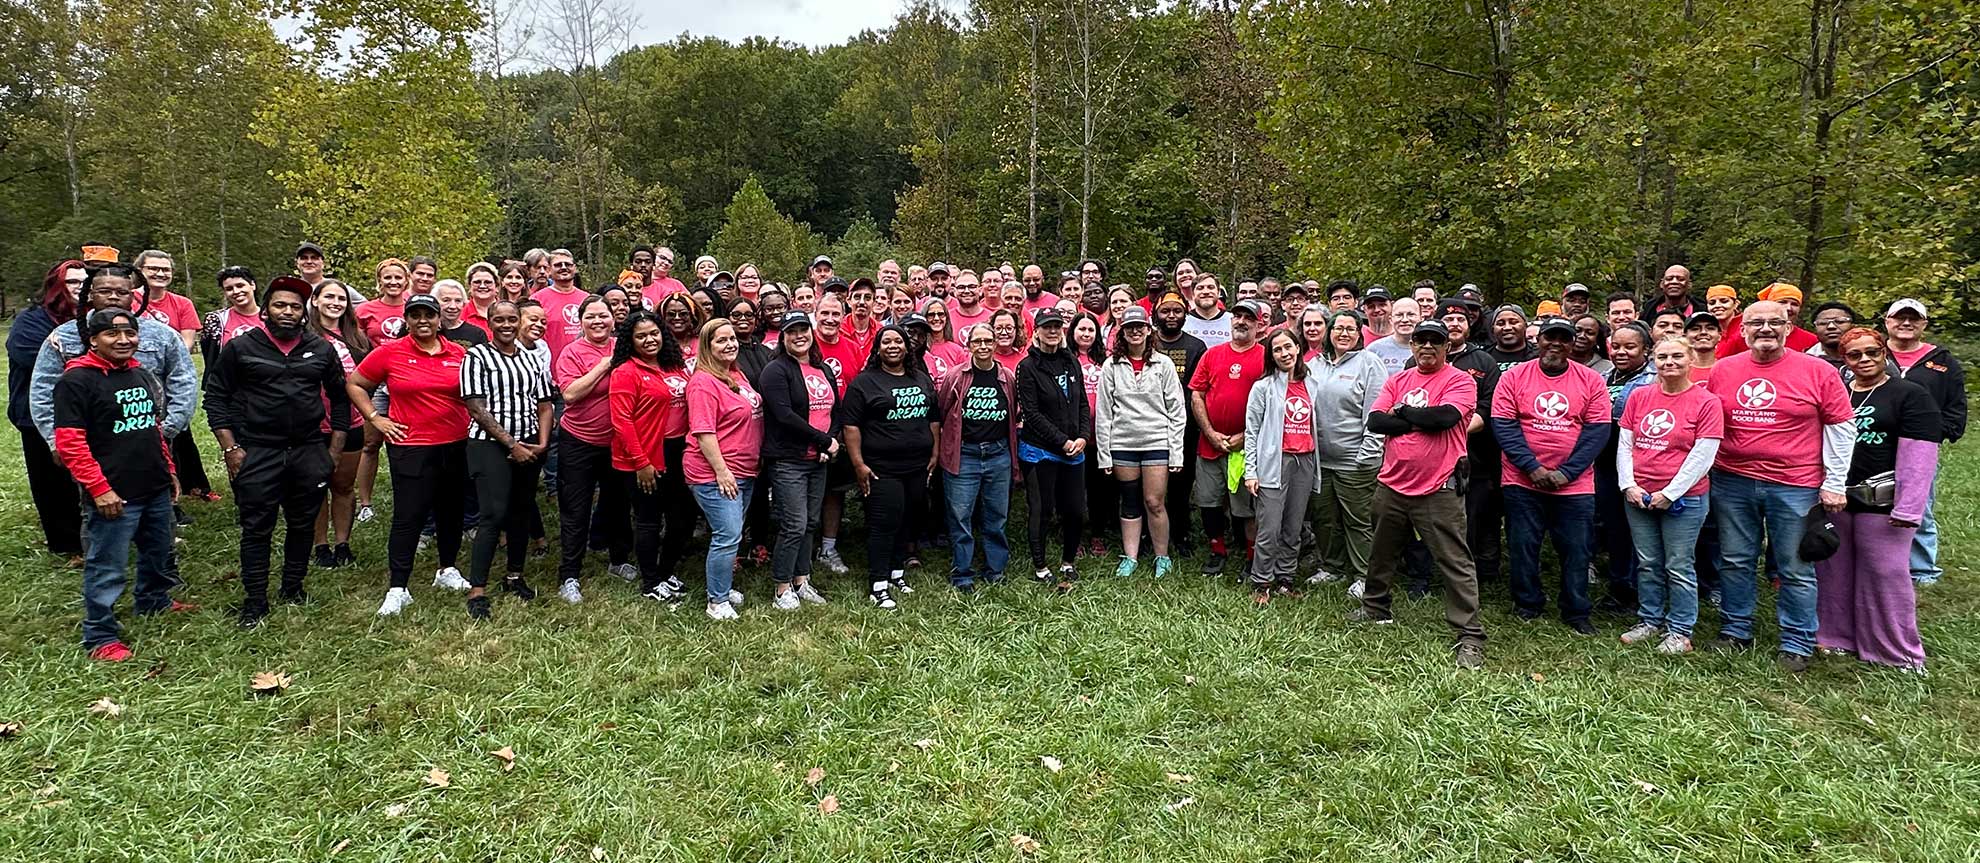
[1242,329,1320,601]
[460,301,556,618]
[937,324,1019,592]
[346,295,472,616]
[1095,307,1186,579]
[1352,319,1487,669]
[1647,265,1704,317]
[553,295,630,603]
[1707,300,1854,671]
[1365,298,1420,376]
[532,249,588,362]
[133,251,210,504]
[1151,291,1207,555]
[1816,327,1940,671]
[10,260,85,561]
[1594,323,1655,611]
[686,318,764,620]
[55,308,186,662]
[1492,318,1613,635]
[843,326,940,608]
[307,279,370,569]
[1014,309,1090,589]
[1182,274,1232,348]
[1188,299,1269,577]
[610,310,700,604]
[352,259,411,524]
[205,276,350,627]
[1305,310,1388,590]
[1616,337,1723,654]
[1436,301,1503,590]
[1881,299,1965,586]
[758,310,841,608]
[1683,311,1722,387]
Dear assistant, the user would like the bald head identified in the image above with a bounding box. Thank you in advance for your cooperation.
[1660,265,1692,300]
[1390,297,1420,338]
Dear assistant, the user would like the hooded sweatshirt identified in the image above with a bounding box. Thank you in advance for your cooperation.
[1306,349,1389,471]
[52,352,176,500]
[1094,351,1186,469]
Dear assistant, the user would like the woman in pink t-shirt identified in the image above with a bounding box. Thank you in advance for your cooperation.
[1242,329,1320,602]
[1071,312,1114,557]
[1616,337,1724,654]
[687,318,765,621]
[551,294,630,604]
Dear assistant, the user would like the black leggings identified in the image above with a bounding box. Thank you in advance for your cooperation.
[1022,459,1085,568]
[20,425,83,556]
[865,469,928,579]
[386,442,466,588]
[466,439,542,587]
[557,435,630,583]
[628,438,696,592]
[171,427,212,494]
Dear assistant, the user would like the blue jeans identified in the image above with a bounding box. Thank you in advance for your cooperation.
[1910,477,1940,584]
[944,442,1012,585]
[81,490,177,649]
[1623,494,1710,636]
[1710,471,1819,655]
[1504,485,1595,624]
[692,478,755,603]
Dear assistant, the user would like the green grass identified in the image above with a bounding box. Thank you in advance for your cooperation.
[3,347,1980,862]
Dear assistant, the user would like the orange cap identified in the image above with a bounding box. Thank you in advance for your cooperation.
[1536,300,1563,316]
[1705,284,1737,302]
[80,244,121,263]
[1759,282,1802,303]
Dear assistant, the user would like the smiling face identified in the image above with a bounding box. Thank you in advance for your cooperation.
[1269,330,1301,372]
[1684,318,1720,351]
[630,317,662,360]
[1659,265,1691,299]
[1741,300,1790,357]
[781,323,812,356]
[378,265,408,300]
[487,303,520,346]
[793,285,816,312]
[435,284,466,324]
[314,282,350,322]
[604,288,631,324]
[1652,338,1691,381]
[1036,320,1066,350]
[1001,283,1026,311]
[759,292,787,321]
[1121,321,1149,351]
[878,329,907,368]
[710,323,738,364]
[1537,329,1574,370]
[729,300,758,337]
[469,269,498,304]
[580,299,613,341]
[992,314,1018,349]
[519,304,546,344]
[1573,318,1601,354]
[814,295,845,337]
[405,304,441,340]
[1884,308,1926,344]
[138,254,174,292]
[1389,299,1419,336]
[1608,328,1647,373]
[501,268,527,300]
[953,275,981,306]
[1299,310,1329,352]
[966,325,995,362]
[1071,317,1098,350]
[1328,314,1360,355]
[410,262,437,294]
[547,253,576,287]
[295,250,325,278]
[1842,333,1887,382]
[661,297,697,339]
[1707,294,1738,321]
[1493,310,1525,349]
[222,276,257,310]
[90,314,139,362]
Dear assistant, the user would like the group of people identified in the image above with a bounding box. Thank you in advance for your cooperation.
[8,243,1962,674]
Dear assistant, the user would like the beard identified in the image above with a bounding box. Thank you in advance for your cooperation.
[267,317,303,339]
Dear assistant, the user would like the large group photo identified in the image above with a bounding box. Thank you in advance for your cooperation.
[3,0,1978,860]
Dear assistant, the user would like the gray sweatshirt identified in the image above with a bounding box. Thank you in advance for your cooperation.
[1095,352,1187,469]
[1306,349,1388,472]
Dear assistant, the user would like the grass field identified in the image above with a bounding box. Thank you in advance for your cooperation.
[3,345,1979,862]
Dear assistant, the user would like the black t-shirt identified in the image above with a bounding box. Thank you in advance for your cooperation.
[1846,378,1940,511]
[443,322,488,347]
[1488,344,1535,374]
[961,366,1010,444]
[842,368,937,475]
[53,362,173,501]
[1153,331,1207,391]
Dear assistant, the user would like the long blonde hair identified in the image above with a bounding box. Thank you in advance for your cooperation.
[695,317,741,392]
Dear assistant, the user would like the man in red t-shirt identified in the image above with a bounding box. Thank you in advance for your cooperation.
[810,292,865,574]
[1355,319,1486,667]
[1490,317,1612,634]
[1187,299,1269,575]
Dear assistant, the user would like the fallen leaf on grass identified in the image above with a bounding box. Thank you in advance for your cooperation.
[817,794,840,814]
[329,839,351,855]
[1039,756,1063,773]
[1164,797,1195,812]
[590,846,606,861]
[0,721,22,738]
[34,785,57,797]
[1164,772,1195,784]
[1529,673,1546,683]
[804,766,826,787]
[143,661,168,680]
[489,746,516,771]
[1184,675,1197,685]
[1076,694,1094,705]
[887,760,901,774]
[1630,779,1660,795]
[423,768,451,789]
[912,738,936,751]
[1858,714,1876,726]
[250,671,292,696]
[87,698,122,718]
[383,803,409,818]
[1010,833,1042,854]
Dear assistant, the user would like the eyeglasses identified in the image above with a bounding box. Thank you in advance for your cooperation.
[1845,348,1886,360]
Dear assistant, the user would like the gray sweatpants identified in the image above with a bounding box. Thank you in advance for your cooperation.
[1250,452,1317,587]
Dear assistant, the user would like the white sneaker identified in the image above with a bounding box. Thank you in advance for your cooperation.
[772,590,801,611]
[1306,568,1340,584]
[608,563,637,582]
[433,567,469,591]
[1654,633,1693,654]
[376,587,413,616]
[817,549,849,574]
[706,601,739,621]
[870,581,898,610]
[1619,623,1663,645]
[1347,578,1366,599]
[559,578,583,604]
[726,589,745,607]
[888,572,914,595]
[795,582,828,605]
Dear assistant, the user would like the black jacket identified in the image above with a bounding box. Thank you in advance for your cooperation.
[1899,345,1967,444]
[736,340,773,388]
[1448,343,1501,455]
[759,352,841,461]
[1014,345,1090,452]
[205,328,351,447]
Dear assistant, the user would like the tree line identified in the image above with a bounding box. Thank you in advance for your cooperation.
[1,0,1973,319]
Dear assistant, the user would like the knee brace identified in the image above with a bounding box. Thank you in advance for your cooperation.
[1119,478,1145,520]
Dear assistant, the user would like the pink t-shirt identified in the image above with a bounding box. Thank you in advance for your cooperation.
[1712,349,1852,488]
[950,303,995,336]
[642,277,687,310]
[1024,292,1062,316]
[138,291,200,333]
[924,342,967,379]
[532,285,587,363]
[1491,360,1612,495]
[1892,342,1934,371]
[1621,383,1724,497]
[994,348,1025,375]
[684,371,764,484]
[800,363,836,458]
[555,337,616,446]
[1371,364,1476,496]
[216,308,267,345]
[1283,380,1314,454]
[355,298,406,343]
[1078,354,1103,420]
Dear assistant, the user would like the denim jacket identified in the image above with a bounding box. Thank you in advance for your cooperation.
[30,317,197,443]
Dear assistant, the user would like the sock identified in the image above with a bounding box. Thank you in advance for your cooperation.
[822,537,838,555]
[889,569,904,580]
[871,579,889,593]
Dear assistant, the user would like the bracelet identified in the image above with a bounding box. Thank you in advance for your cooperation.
[221,445,243,455]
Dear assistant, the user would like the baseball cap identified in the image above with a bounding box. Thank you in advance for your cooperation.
[927,261,950,276]
[1433,300,1471,320]
[84,307,139,337]
[848,276,875,291]
[1361,286,1390,303]
[1456,284,1484,301]
[1155,290,1188,309]
[777,310,813,332]
[262,275,312,305]
[821,277,850,293]
[1232,298,1269,318]
[1885,298,1928,319]
[1410,319,1450,342]
[696,255,718,267]
[1685,311,1719,329]
[295,241,325,257]
[403,295,441,315]
[1145,267,1165,279]
[1033,308,1066,327]
[1116,307,1152,327]
[1536,317,1577,338]
[809,255,833,269]
[899,313,930,330]
[1281,281,1310,297]
[1493,303,1529,322]
[1563,283,1591,298]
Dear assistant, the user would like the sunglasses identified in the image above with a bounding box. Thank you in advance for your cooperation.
[1845,348,1886,360]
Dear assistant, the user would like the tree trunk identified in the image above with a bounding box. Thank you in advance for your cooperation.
[1798,112,1831,301]
[1028,16,1039,261]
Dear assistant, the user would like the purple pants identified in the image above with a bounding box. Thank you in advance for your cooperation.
[1815,511,1925,669]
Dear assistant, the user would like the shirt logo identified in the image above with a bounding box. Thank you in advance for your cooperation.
[825,357,843,379]
[1534,391,1570,420]
[929,355,950,376]
[1640,408,1676,439]
[666,375,687,398]
[1286,395,1312,424]
[742,387,762,408]
[1228,362,1241,378]
[562,304,581,325]
[382,317,406,338]
[805,373,832,401]
[1735,378,1776,410]
[1402,387,1430,408]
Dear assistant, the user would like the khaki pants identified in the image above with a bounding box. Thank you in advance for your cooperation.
[1312,465,1377,581]
[1364,483,1485,648]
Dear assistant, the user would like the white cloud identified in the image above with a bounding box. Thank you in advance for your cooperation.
[625,0,913,49]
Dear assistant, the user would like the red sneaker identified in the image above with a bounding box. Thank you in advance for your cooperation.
[165,599,199,613]
[199,491,223,503]
[89,641,134,662]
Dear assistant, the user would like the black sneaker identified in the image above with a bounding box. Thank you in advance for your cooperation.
[1566,619,1598,636]
[333,543,356,567]
[279,586,308,605]
[467,595,491,620]
[869,586,898,610]
[501,575,536,602]
[313,545,336,569]
[1704,635,1754,653]
[1514,606,1544,621]
[1776,651,1811,673]
[236,603,269,629]
[1203,551,1227,576]
[174,505,193,527]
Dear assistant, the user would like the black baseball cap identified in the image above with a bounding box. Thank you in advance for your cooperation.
[1361,286,1390,303]
[404,295,441,315]
[1033,308,1066,327]
[1563,283,1591,298]
[295,241,325,257]
[1537,317,1577,338]
[1685,311,1719,329]
[900,313,931,330]
[1410,319,1450,342]
[809,255,833,269]
[777,310,813,332]
[821,277,850,293]
[1232,298,1269,318]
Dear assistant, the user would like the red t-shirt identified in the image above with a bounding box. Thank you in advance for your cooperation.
[800,363,836,458]
[994,348,1025,375]
[684,371,764,483]
[138,291,200,333]
[1024,292,1061,316]
[1282,380,1315,454]
[609,358,679,472]
[216,308,267,346]
[1188,340,1268,458]
[1621,383,1724,497]
[555,337,616,446]
[1371,364,1476,496]
[814,334,864,395]
[843,317,879,357]
[1078,355,1103,420]
[532,285,587,364]
[354,298,406,343]
[1491,360,1612,495]
[924,342,967,380]
[354,337,468,446]
[1712,349,1852,488]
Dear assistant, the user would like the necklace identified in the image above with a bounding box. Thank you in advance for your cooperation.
[1849,376,1886,409]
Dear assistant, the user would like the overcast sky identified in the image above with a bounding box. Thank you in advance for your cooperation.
[626,0,916,48]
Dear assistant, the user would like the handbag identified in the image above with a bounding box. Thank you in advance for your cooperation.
[1845,470,1896,510]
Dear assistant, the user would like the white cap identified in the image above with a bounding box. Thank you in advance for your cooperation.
[694,255,718,268]
[1885,298,1928,318]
